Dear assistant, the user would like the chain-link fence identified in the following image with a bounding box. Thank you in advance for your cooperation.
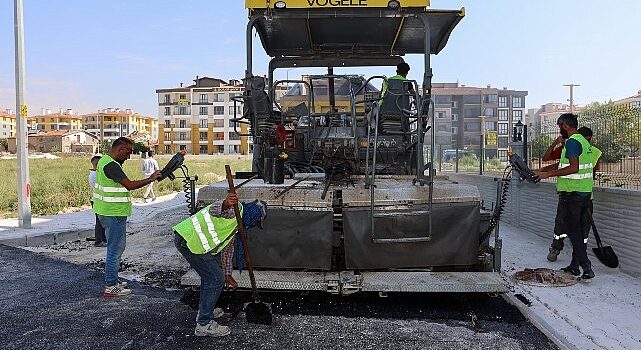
[531,104,641,189]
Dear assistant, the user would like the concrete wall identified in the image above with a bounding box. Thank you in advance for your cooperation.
[448,173,641,278]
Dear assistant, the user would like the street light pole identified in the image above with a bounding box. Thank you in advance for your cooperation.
[563,84,580,113]
[14,0,32,228]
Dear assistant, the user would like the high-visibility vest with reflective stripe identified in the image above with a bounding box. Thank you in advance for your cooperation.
[93,155,132,217]
[556,134,594,193]
[173,203,243,255]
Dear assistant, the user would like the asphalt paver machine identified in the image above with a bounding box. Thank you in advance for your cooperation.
[186,0,508,294]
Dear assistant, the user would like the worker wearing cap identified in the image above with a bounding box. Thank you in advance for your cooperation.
[173,195,266,337]
[544,126,601,262]
[534,114,596,282]
[94,137,161,297]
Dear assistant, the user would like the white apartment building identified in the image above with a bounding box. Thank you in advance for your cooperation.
[156,76,248,155]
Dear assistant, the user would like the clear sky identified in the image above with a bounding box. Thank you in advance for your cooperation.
[1,0,640,117]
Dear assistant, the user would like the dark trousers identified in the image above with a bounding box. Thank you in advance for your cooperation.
[551,198,593,251]
[91,201,107,243]
[174,233,224,326]
[552,192,592,271]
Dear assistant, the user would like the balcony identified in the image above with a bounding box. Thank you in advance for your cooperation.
[192,101,213,105]
[159,101,177,106]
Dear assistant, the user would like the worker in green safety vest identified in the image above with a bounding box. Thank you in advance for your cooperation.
[173,193,267,337]
[94,137,161,297]
[534,113,596,282]
[380,62,416,101]
[545,126,602,263]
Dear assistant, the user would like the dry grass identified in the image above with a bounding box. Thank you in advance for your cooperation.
[0,155,252,218]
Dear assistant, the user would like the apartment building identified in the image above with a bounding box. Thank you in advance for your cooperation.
[156,76,249,155]
[529,103,574,135]
[28,108,82,132]
[615,90,641,109]
[431,83,528,161]
[82,108,158,142]
[0,110,16,138]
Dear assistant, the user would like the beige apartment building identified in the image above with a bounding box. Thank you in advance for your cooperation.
[0,110,16,138]
[82,108,158,142]
[156,76,250,155]
[28,109,83,132]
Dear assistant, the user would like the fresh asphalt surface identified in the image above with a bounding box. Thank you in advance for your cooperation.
[0,245,557,350]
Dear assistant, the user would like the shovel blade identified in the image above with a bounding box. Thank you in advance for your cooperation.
[245,301,272,325]
[593,246,619,268]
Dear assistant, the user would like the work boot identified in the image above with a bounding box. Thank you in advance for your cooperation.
[581,270,595,283]
[547,248,561,262]
[194,321,230,337]
[104,284,132,297]
[560,266,581,277]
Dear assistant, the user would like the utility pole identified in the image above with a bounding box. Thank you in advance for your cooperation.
[14,0,32,228]
[563,84,580,113]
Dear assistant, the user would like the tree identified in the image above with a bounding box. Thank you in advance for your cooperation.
[0,138,7,152]
[132,141,149,155]
[98,140,111,154]
[531,134,553,159]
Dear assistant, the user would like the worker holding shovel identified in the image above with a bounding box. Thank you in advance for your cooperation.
[172,192,267,337]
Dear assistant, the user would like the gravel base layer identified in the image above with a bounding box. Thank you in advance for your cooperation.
[0,245,557,350]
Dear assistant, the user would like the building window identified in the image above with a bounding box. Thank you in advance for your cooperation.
[214,132,225,140]
[200,132,208,141]
[513,96,523,108]
[199,94,208,103]
[451,114,458,121]
[483,94,497,104]
[200,107,208,115]
[497,150,508,161]
[512,110,523,122]
[164,94,170,104]
[199,119,207,128]
[213,119,225,127]
[229,132,240,140]
[462,95,481,104]
[165,145,170,153]
[498,96,508,108]
[217,145,225,153]
[164,132,170,140]
[200,145,208,154]
[213,93,225,102]
[498,123,508,135]
[464,122,480,132]
[498,136,508,148]
[434,95,452,105]
[213,106,225,115]
[498,109,509,121]
[179,132,187,141]
[451,126,458,134]
[164,107,170,116]
[179,145,186,151]
[437,111,448,119]
[164,120,170,128]
[485,121,496,131]
[179,120,187,128]
[464,108,481,118]
[483,108,495,117]
[179,94,187,100]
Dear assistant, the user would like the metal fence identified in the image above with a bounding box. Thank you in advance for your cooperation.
[531,104,641,189]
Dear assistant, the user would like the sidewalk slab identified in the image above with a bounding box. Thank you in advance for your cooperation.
[0,191,192,246]
[501,223,641,350]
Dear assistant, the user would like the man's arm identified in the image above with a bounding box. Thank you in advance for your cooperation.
[104,162,160,191]
[542,136,564,161]
[537,157,579,180]
[536,162,559,173]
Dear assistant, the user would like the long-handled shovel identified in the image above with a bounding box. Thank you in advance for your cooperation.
[225,165,272,325]
[588,210,619,268]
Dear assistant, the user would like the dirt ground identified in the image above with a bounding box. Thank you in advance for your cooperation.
[25,208,190,288]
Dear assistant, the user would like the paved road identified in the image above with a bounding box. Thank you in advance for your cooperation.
[0,245,558,350]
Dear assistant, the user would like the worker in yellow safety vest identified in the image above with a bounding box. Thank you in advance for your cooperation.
[173,193,267,337]
[534,113,596,282]
[93,137,161,297]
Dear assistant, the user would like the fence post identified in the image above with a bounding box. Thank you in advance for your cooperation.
[438,145,442,172]
[455,137,459,173]
[480,134,484,175]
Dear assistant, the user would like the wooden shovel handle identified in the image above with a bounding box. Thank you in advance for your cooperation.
[225,165,259,300]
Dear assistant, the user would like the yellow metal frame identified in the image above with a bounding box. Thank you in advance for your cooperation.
[245,0,429,9]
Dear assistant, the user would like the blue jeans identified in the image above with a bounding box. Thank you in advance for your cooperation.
[98,215,127,286]
[174,233,224,326]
